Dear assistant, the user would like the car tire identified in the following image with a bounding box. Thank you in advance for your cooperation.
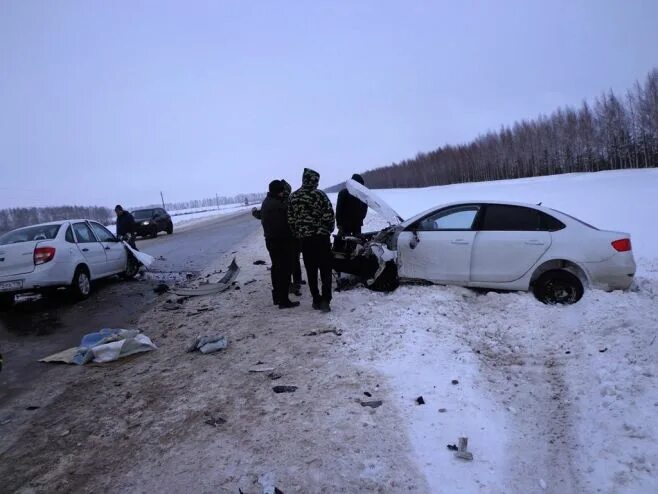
[150,225,158,238]
[166,222,173,235]
[367,261,400,292]
[533,269,584,305]
[0,293,14,311]
[70,266,92,301]
[120,255,140,280]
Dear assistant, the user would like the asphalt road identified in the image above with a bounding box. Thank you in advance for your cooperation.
[0,210,259,404]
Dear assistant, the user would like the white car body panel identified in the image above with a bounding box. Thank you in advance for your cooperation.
[470,231,551,283]
[398,230,475,283]
[348,184,636,293]
[0,219,131,295]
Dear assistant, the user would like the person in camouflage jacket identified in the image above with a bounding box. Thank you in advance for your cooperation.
[288,168,335,312]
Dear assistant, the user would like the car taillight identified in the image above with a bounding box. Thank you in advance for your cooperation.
[611,239,631,252]
[34,246,56,265]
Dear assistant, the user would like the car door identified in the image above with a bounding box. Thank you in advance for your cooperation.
[470,204,552,283]
[89,221,127,273]
[397,205,481,283]
[72,222,108,278]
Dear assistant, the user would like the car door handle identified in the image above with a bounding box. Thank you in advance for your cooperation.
[451,239,470,245]
[525,240,545,245]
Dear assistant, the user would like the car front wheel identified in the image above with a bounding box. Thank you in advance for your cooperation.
[120,255,140,280]
[70,266,92,300]
[533,269,583,304]
[166,222,173,234]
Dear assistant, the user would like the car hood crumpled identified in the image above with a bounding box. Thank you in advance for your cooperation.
[345,179,403,226]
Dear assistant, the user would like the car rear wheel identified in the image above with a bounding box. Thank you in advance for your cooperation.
[166,222,173,234]
[70,266,92,300]
[533,269,583,305]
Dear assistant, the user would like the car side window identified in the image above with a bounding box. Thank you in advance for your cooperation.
[539,212,565,231]
[65,226,75,243]
[416,206,480,231]
[73,222,98,243]
[90,222,117,242]
[480,205,543,231]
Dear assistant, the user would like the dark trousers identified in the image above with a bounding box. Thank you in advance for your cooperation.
[301,235,333,303]
[291,240,302,285]
[333,225,362,254]
[266,238,293,304]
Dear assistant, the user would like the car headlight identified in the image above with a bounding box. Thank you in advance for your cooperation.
[142,221,150,225]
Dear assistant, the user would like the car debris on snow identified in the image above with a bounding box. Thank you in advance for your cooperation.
[153,283,170,294]
[454,437,474,461]
[39,329,157,365]
[303,328,342,336]
[170,258,240,297]
[360,400,383,409]
[186,335,228,354]
[416,396,425,405]
[272,386,297,393]
[253,260,267,265]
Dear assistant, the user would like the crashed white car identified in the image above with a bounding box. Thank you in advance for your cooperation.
[0,219,141,307]
[333,180,636,304]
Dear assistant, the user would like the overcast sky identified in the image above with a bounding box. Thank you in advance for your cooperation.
[1,0,657,209]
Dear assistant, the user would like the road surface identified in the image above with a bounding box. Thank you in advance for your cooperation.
[0,211,258,404]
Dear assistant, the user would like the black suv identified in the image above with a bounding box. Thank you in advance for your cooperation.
[132,208,174,238]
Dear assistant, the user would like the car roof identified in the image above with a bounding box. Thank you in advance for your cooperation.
[400,200,577,228]
[5,219,101,230]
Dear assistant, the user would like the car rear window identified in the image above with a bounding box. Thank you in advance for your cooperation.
[0,224,62,245]
[549,208,599,230]
[133,209,154,220]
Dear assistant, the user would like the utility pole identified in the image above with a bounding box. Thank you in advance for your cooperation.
[160,191,165,209]
[216,193,220,211]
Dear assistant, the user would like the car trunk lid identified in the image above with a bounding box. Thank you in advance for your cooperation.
[345,179,404,226]
[0,241,38,277]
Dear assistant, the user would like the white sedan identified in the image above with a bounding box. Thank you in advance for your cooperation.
[0,219,140,307]
[334,180,636,304]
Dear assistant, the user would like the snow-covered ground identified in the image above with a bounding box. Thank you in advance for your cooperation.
[328,169,658,493]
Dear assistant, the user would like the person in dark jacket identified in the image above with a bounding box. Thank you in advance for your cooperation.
[334,173,368,254]
[281,179,304,294]
[115,205,138,250]
[260,180,300,309]
[288,168,335,312]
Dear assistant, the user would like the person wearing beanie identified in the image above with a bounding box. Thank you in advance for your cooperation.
[259,180,300,309]
[288,168,335,312]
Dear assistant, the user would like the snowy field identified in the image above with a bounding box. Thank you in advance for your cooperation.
[168,203,252,227]
[328,169,658,493]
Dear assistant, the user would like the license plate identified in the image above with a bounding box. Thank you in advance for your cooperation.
[0,280,22,291]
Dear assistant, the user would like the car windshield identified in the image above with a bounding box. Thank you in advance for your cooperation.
[549,208,599,230]
[0,224,62,245]
[132,209,154,220]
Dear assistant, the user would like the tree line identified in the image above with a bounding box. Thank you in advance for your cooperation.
[336,67,658,190]
[0,206,114,235]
